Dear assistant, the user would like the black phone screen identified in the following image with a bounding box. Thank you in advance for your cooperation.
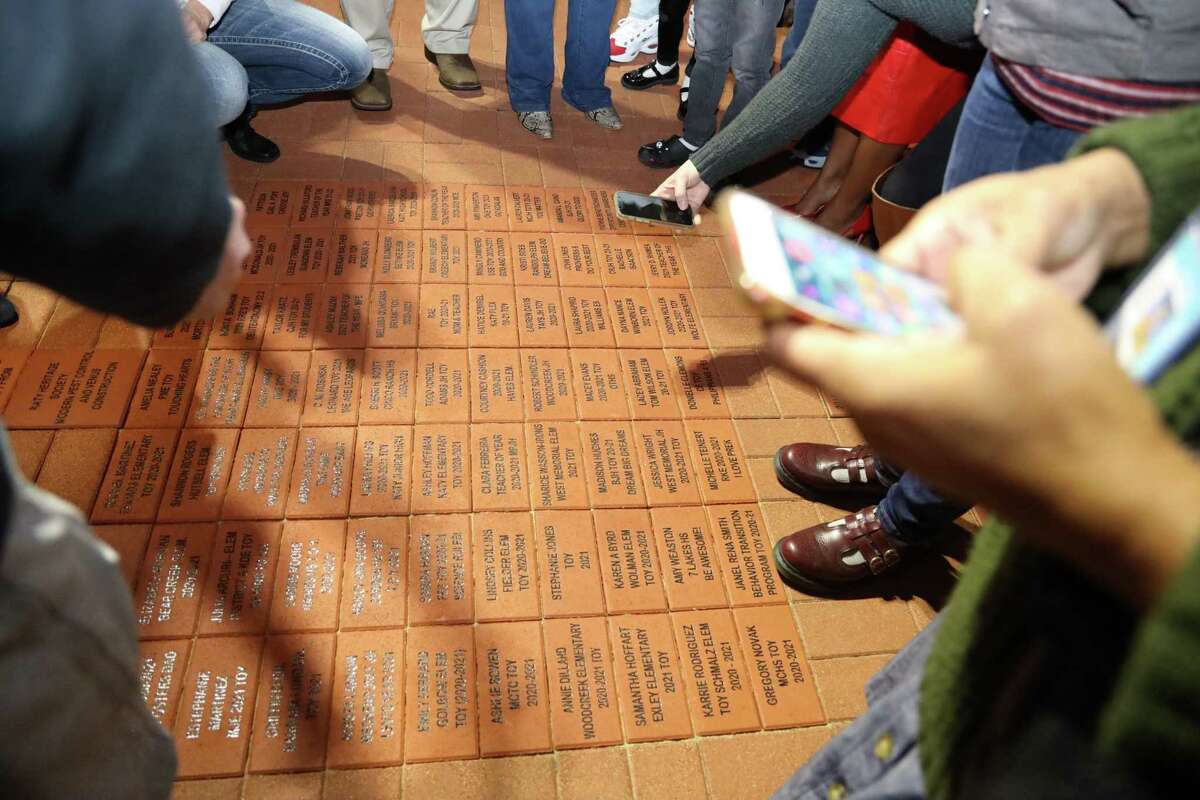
[615,192,694,227]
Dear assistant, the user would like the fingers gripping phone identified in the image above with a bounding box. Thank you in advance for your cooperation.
[614,190,695,230]
[718,190,960,336]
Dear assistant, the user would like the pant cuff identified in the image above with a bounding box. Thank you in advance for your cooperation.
[875,494,918,545]
[422,33,472,54]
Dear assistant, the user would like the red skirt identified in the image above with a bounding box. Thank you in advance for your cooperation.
[833,23,975,146]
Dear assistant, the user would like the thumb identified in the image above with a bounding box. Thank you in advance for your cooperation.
[673,171,692,210]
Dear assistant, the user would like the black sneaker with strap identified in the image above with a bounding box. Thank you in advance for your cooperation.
[621,60,679,91]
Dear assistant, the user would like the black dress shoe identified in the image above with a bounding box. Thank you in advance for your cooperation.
[0,297,18,329]
[637,135,695,168]
[223,105,280,163]
[621,61,679,91]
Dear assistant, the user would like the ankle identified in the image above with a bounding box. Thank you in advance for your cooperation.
[816,200,867,232]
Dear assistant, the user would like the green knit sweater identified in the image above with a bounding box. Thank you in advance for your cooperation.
[920,104,1200,800]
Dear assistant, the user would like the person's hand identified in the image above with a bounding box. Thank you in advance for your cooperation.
[187,196,250,319]
[882,148,1152,300]
[181,0,214,42]
[652,160,711,221]
[767,247,1200,605]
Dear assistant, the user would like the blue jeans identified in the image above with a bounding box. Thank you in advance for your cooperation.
[780,0,817,67]
[876,460,968,546]
[199,0,371,125]
[771,617,940,799]
[877,54,1084,544]
[942,55,1084,191]
[504,0,616,113]
[780,0,832,156]
[683,0,785,146]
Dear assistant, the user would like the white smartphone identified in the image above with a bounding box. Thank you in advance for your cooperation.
[614,190,695,230]
[718,189,960,336]
[1107,208,1200,383]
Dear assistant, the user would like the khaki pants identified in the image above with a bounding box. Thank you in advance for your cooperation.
[340,0,479,66]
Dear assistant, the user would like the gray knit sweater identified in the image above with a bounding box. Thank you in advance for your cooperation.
[690,0,978,186]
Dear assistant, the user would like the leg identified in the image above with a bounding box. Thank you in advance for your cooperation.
[724,0,786,127]
[505,0,555,112]
[629,0,659,18]
[194,39,280,162]
[561,0,618,112]
[792,122,858,215]
[191,41,250,127]
[1016,116,1084,177]
[618,0,688,92]
[340,0,394,69]
[341,0,394,110]
[942,55,1079,191]
[208,0,372,108]
[815,131,906,233]
[682,0,734,147]
[876,471,970,545]
[876,98,966,209]
[611,0,660,64]
[656,0,690,67]
[423,0,479,55]
[779,0,816,67]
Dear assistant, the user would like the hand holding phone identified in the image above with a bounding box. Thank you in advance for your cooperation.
[614,190,695,230]
[718,190,960,336]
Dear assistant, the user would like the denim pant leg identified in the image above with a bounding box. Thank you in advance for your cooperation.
[207,0,372,108]
[193,41,249,126]
[780,0,817,67]
[505,0,555,111]
[683,0,734,146]
[724,0,786,128]
[771,618,941,800]
[942,55,1084,192]
[562,0,617,112]
[876,462,970,545]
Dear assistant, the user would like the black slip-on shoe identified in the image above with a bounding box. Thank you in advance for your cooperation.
[637,134,695,168]
[223,105,280,163]
[621,60,680,90]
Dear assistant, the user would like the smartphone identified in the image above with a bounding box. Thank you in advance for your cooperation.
[614,190,695,229]
[718,189,960,336]
[1107,208,1200,383]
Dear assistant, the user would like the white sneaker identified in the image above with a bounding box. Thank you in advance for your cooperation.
[686,7,695,48]
[610,16,658,63]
